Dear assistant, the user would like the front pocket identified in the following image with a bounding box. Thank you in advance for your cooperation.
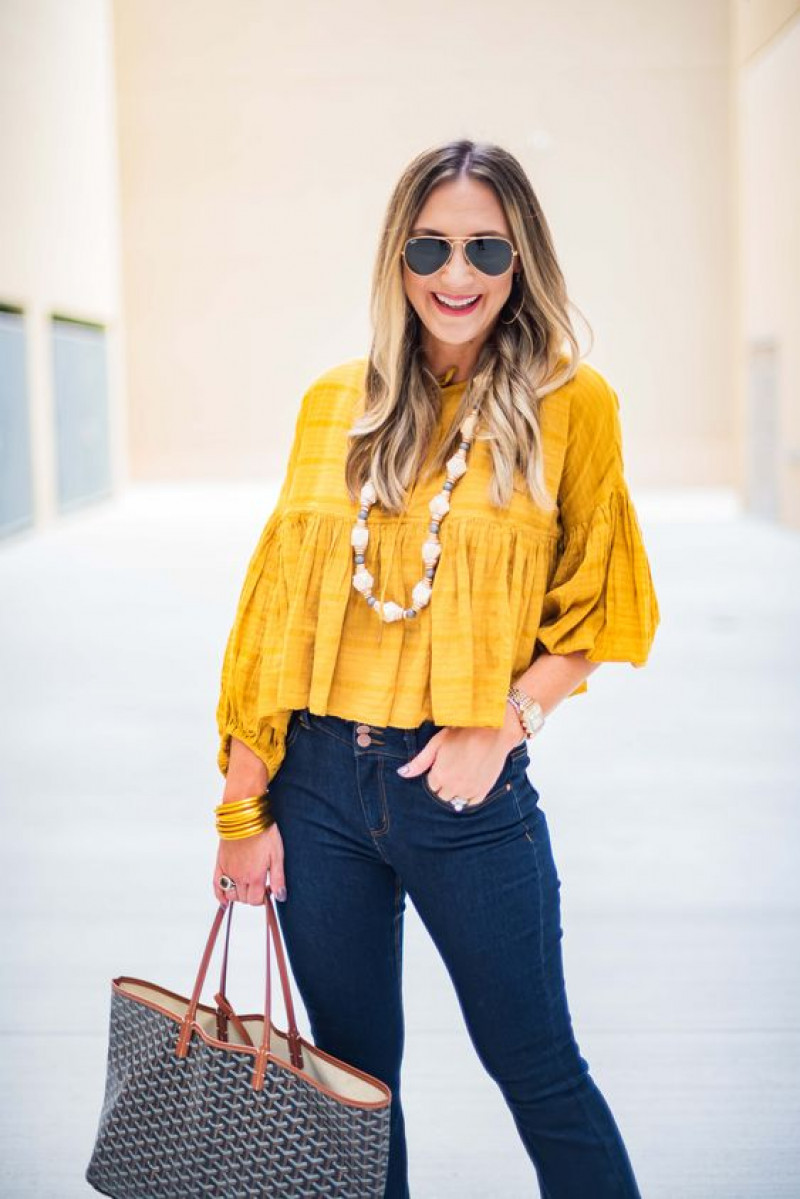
[420,741,528,813]
[285,709,304,749]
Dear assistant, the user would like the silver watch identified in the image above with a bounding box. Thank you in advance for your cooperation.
[507,683,545,739]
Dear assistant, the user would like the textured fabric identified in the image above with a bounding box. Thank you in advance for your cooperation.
[85,987,391,1198]
[216,356,660,781]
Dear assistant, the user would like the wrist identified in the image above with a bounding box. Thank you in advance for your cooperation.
[222,774,269,803]
[500,700,527,751]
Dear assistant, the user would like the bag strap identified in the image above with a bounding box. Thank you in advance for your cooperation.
[174,886,304,1090]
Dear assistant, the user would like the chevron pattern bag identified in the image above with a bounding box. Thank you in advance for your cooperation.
[85,886,392,1197]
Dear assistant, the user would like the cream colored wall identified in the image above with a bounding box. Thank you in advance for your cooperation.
[4,3,796,523]
[0,0,126,527]
[111,0,735,492]
[734,4,800,525]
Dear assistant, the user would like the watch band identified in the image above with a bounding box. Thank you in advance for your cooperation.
[507,683,546,739]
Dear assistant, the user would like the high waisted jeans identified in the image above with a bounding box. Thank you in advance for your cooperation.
[267,707,643,1199]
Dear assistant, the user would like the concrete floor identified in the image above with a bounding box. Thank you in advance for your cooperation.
[1,482,798,1198]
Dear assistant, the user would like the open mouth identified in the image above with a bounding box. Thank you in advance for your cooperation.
[431,292,483,316]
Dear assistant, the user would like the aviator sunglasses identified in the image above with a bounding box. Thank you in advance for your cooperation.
[401,234,518,278]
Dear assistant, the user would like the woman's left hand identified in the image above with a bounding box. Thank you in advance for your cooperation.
[397,719,522,805]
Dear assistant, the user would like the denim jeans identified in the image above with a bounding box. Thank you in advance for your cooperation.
[267,707,643,1199]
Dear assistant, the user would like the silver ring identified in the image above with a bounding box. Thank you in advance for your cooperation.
[219,875,237,892]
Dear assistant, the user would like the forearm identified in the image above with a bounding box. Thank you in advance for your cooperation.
[223,735,270,802]
[498,649,601,749]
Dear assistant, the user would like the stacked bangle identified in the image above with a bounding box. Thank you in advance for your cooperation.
[215,792,274,840]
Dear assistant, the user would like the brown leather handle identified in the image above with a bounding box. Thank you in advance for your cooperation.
[174,886,304,1090]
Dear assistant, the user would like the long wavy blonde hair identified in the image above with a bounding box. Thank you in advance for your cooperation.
[344,139,593,515]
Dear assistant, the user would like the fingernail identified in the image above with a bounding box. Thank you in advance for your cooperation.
[397,764,410,776]
[275,887,287,902]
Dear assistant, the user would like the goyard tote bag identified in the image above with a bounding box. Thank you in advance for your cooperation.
[85,885,392,1198]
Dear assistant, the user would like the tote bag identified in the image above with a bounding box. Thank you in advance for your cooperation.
[85,885,392,1198]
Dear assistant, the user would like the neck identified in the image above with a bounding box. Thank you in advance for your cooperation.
[421,332,484,386]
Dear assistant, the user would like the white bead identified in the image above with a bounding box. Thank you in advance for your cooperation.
[460,411,478,440]
[422,539,441,566]
[412,580,432,607]
[446,454,467,479]
[352,567,373,594]
[350,525,369,551]
[351,409,480,615]
[381,601,405,622]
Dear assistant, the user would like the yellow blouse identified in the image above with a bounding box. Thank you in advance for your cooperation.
[216,356,660,780]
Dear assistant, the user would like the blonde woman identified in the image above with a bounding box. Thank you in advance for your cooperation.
[213,139,659,1198]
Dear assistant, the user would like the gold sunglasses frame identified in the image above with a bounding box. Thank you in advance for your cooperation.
[401,235,519,278]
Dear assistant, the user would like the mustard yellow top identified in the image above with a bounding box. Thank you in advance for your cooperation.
[216,356,660,780]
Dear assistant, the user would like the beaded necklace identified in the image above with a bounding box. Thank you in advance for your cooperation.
[350,368,481,622]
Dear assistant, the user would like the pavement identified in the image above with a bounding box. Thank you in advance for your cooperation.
[1,481,798,1198]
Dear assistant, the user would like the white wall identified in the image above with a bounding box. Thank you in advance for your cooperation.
[736,6,800,524]
[111,0,736,491]
[0,0,126,528]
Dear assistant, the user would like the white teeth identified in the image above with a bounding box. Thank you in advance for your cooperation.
[434,293,480,309]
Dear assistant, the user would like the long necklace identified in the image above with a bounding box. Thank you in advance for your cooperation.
[350,387,481,622]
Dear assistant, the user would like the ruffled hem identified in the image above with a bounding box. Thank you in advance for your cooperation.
[217,717,289,781]
[216,507,560,780]
[535,484,660,665]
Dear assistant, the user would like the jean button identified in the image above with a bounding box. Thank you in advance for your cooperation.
[357,733,372,747]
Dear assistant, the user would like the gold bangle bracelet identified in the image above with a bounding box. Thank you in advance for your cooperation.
[217,818,274,840]
[216,805,273,830]
[214,796,271,815]
[216,811,271,831]
[216,802,268,822]
[216,810,271,830]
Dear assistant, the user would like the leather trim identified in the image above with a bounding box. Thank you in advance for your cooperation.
[111,976,392,1109]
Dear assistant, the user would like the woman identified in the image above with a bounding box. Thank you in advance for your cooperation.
[213,139,659,1198]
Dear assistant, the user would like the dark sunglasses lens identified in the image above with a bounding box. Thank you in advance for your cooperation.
[404,237,450,275]
[465,238,513,276]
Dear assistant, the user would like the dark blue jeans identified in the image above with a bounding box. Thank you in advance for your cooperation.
[267,707,643,1199]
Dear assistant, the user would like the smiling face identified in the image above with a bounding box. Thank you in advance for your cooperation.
[402,175,520,381]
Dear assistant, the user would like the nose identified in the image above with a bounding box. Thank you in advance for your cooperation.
[439,242,476,288]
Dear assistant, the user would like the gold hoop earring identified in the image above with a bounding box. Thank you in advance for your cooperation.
[500,274,524,325]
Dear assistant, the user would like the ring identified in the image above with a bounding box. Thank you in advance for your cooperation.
[219,875,237,892]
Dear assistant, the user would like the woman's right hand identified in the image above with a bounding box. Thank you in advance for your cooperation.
[212,736,287,906]
[213,824,286,906]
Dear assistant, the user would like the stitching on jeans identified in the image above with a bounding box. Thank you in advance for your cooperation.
[302,712,350,747]
[392,873,403,993]
[531,824,635,1193]
[510,775,536,840]
[419,742,528,812]
[373,756,390,836]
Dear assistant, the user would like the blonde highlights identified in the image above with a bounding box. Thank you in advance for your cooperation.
[344,139,593,516]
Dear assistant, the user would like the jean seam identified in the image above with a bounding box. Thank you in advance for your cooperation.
[419,743,527,812]
[374,756,390,836]
[303,716,351,748]
[392,873,403,993]
[510,775,536,840]
[531,827,634,1195]
[420,772,508,811]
